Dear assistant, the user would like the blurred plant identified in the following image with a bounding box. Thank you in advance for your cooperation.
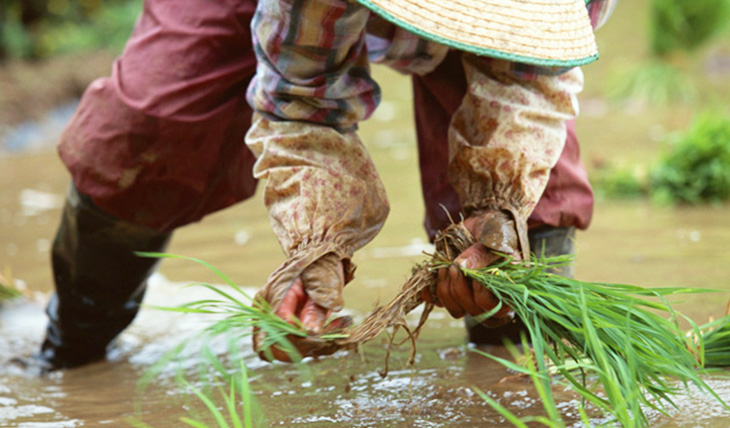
[650,112,730,204]
[609,59,696,104]
[696,312,730,368]
[0,0,140,60]
[650,0,730,57]
[0,268,22,301]
[35,0,141,57]
[611,0,730,104]
[130,359,266,428]
[591,163,648,199]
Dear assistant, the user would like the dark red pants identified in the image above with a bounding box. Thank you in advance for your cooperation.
[59,0,593,235]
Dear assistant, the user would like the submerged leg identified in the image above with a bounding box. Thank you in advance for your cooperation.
[39,187,171,369]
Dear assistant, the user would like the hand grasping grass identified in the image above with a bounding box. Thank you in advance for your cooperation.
[453,254,726,427]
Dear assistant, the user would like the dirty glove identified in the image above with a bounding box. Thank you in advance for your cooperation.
[423,209,528,327]
[253,251,355,362]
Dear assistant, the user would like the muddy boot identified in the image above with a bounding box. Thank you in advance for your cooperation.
[39,187,172,369]
[466,226,576,345]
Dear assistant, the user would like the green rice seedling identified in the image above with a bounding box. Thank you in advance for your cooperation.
[694,314,730,368]
[609,59,696,105]
[129,359,265,428]
[591,162,648,199]
[130,252,291,428]
[135,252,309,363]
[133,243,729,428]
[446,254,726,427]
[611,0,730,104]
[472,337,594,428]
[0,270,21,301]
[650,112,730,205]
[176,359,264,428]
[650,0,730,57]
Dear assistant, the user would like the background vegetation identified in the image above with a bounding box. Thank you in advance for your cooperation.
[0,0,140,60]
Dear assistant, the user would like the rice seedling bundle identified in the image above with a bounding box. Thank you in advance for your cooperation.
[140,222,728,427]
[693,309,730,368]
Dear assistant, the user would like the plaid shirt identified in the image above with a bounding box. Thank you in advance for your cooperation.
[247,0,617,128]
[246,0,616,268]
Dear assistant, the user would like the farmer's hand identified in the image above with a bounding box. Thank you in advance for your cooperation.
[422,211,520,327]
[257,254,352,362]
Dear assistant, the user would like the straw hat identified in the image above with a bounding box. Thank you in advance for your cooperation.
[358,0,599,67]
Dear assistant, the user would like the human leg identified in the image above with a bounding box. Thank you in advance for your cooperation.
[41,0,259,369]
[41,187,172,368]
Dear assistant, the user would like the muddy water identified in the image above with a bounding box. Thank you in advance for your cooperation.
[3,1,730,425]
[2,92,730,427]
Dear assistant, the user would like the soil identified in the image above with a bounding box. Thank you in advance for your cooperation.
[0,51,116,129]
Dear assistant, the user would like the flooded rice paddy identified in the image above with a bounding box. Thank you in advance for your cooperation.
[3,1,730,424]
[2,93,730,426]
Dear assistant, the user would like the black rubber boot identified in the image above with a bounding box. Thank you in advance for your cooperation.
[39,187,172,369]
[466,225,576,345]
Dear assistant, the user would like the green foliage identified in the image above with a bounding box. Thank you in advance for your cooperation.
[176,360,265,428]
[609,59,696,104]
[611,0,730,104]
[650,113,730,204]
[0,19,35,58]
[130,253,293,428]
[34,0,140,57]
[455,254,726,427]
[472,340,593,428]
[131,358,266,428]
[0,0,141,59]
[135,252,309,363]
[0,271,21,301]
[591,163,647,199]
[650,0,730,57]
[698,314,730,368]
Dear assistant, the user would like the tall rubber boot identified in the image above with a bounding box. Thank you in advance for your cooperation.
[466,226,576,345]
[39,187,172,369]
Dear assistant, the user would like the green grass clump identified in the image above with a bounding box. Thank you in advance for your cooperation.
[456,254,725,427]
[1,0,141,60]
[130,359,265,428]
[472,340,593,428]
[650,113,730,204]
[590,113,730,203]
[0,271,21,301]
[610,0,730,104]
[136,252,309,363]
[696,314,730,368]
[609,59,696,105]
[130,252,298,428]
[650,0,730,57]
[591,163,647,199]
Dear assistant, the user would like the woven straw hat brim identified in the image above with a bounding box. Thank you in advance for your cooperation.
[358,0,599,67]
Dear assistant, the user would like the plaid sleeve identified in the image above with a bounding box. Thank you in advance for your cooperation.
[587,0,618,30]
[247,0,379,132]
[365,17,449,76]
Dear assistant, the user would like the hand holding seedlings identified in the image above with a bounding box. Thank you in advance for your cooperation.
[253,253,354,362]
[423,210,521,326]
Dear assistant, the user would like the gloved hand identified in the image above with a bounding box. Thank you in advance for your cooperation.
[254,252,353,362]
[422,210,524,327]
